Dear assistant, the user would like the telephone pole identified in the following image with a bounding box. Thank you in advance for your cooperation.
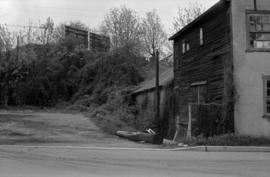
[16,35,20,61]
[155,49,160,120]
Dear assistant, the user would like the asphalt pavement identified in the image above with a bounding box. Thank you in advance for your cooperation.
[0,145,270,177]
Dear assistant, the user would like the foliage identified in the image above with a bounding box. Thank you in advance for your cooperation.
[173,2,205,33]
[141,9,168,60]
[0,12,172,135]
[0,31,147,108]
[88,87,138,134]
[191,104,233,138]
[100,7,171,58]
[74,48,144,103]
[100,6,142,52]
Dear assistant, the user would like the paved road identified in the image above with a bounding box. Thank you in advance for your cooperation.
[0,146,270,177]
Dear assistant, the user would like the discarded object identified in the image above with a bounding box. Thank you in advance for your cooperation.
[144,128,156,135]
[163,139,177,146]
[178,143,184,147]
[177,143,188,147]
[116,130,162,144]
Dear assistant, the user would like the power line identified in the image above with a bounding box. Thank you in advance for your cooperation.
[4,24,105,34]
[4,24,45,29]
[36,6,95,13]
[1,4,96,13]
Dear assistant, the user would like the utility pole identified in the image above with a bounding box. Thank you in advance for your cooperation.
[155,49,160,120]
[16,35,20,105]
[254,0,257,11]
[16,35,20,61]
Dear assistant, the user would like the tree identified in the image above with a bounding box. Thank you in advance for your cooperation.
[0,25,14,51]
[173,2,205,33]
[141,9,167,60]
[0,25,19,105]
[41,17,54,44]
[100,6,142,51]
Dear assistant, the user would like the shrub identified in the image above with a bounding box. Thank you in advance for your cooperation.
[87,87,138,134]
[191,104,233,137]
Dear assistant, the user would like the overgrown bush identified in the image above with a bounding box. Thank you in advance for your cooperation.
[191,104,232,137]
[88,87,138,133]
[0,40,157,134]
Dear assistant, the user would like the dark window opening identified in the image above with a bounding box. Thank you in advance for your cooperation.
[200,28,204,46]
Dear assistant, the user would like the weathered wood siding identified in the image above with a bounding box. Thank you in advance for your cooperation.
[173,2,232,123]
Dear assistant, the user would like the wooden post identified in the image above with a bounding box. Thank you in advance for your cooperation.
[16,35,20,105]
[187,104,192,139]
[16,35,19,61]
[254,0,257,10]
[88,31,90,51]
[155,50,160,120]
[173,115,180,142]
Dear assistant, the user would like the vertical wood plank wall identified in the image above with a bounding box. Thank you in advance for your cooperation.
[173,3,233,125]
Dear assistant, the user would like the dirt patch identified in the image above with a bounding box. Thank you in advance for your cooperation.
[0,111,153,148]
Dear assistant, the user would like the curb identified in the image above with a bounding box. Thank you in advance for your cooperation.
[174,146,270,152]
[1,145,270,152]
[0,145,174,151]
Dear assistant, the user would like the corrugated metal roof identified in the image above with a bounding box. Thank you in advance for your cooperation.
[133,68,173,94]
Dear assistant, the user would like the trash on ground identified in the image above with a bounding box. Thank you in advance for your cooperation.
[163,139,177,146]
[116,130,162,144]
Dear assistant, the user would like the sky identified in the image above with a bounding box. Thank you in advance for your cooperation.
[0,0,219,33]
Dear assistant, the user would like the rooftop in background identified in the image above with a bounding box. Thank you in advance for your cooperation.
[132,68,173,95]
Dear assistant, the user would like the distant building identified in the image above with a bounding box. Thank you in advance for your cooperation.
[65,25,110,52]
[132,68,175,136]
[170,0,270,137]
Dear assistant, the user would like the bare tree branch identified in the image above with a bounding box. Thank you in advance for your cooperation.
[141,10,168,60]
[173,2,205,33]
[100,6,142,51]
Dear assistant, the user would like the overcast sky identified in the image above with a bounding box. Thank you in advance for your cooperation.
[0,0,219,33]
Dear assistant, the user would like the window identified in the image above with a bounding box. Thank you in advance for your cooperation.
[182,40,186,54]
[182,40,190,54]
[247,12,270,50]
[199,28,204,45]
[263,75,270,116]
[191,81,207,104]
[186,43,190,51]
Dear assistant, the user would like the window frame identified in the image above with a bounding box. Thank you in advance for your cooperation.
[182,40,186,54]
[199,27,204,46]
[262,74,270,117]
[191,81,207,104]
[182,39,190,54]
[246,10,270,52]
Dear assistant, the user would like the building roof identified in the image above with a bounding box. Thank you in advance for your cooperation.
[132,68,174,94]
[169,0,230,40]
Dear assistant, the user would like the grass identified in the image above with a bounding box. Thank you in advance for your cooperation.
[181,134,270,146]
[0,122,33,137]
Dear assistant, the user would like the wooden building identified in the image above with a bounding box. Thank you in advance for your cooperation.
[170,0,270,137]
[132,68,175,137]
